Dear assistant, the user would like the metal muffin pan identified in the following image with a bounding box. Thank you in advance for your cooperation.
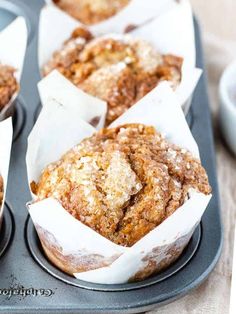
[0,204,14,259]
[0,0,223,313]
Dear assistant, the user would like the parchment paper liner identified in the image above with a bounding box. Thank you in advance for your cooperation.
[38,70,107,130]
[38,0,201,113]
[45,0,180,32]
[0,118,13,230]
[0,17,27,121]
[26,82,211,284]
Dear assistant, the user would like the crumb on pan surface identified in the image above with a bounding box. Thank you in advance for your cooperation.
[32,124,211,247]
[43,28,183,125]
[0,175,3,208]
[52,0,131,25]
[0,64,18,110]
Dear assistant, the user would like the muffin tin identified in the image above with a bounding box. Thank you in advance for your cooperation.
[0,0,223,313]
[0,204,14,258]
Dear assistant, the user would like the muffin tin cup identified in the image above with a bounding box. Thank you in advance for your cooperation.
[26,217,201,291]
[0,96,26,137]
[27,80,211,285]
[12,97,26,142]
[0,204,14,259]
[0,99,16,123]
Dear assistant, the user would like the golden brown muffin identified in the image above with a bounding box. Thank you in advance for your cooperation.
[0,64,18,110]
[43,29,183,125]
[33,124,211,247]
[0,176,3,208]
[52,0,130,25]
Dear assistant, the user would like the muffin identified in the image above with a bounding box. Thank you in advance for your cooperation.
[32,124,211,248]
[52,0,131,25]
[43,28,183,125]
[0,64,18,110]
[0,176,3,208]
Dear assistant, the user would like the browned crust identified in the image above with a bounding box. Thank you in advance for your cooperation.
[42,29,183,125]
[0,64,19,110]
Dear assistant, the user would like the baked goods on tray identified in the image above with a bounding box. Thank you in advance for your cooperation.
[52,0,131,25]
[32,123,211,247]
[43,27,183,125]
[0,64,18,110]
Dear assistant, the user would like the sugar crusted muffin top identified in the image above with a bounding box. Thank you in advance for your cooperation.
[52,0,131,25]
[0,64,18,110]
[32,124,211,247]
[43,28,183,125]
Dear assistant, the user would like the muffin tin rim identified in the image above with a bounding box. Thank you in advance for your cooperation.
[25,215,202,292]
[0,0,37,45]
[12,96,27,142]
[0,203,15,258]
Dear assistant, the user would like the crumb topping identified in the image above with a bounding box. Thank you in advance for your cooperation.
[43,28,183,125]
[52,0,131,25]
[33,124,211,247]
[0,64,18,110]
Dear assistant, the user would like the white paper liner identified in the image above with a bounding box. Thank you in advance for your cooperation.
[0,118,13,227]
[38,0,201,112]
[45,0,177,33]
[38,70,107,129]
[0,17,27,120]
[26,82,211,284]
[38,5,80,72]
[26,97,96,185]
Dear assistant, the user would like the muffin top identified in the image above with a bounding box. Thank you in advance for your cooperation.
[52,0,131,25]
[43,28,183,125]
[33,124,211,247]
[0,64,18,110]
